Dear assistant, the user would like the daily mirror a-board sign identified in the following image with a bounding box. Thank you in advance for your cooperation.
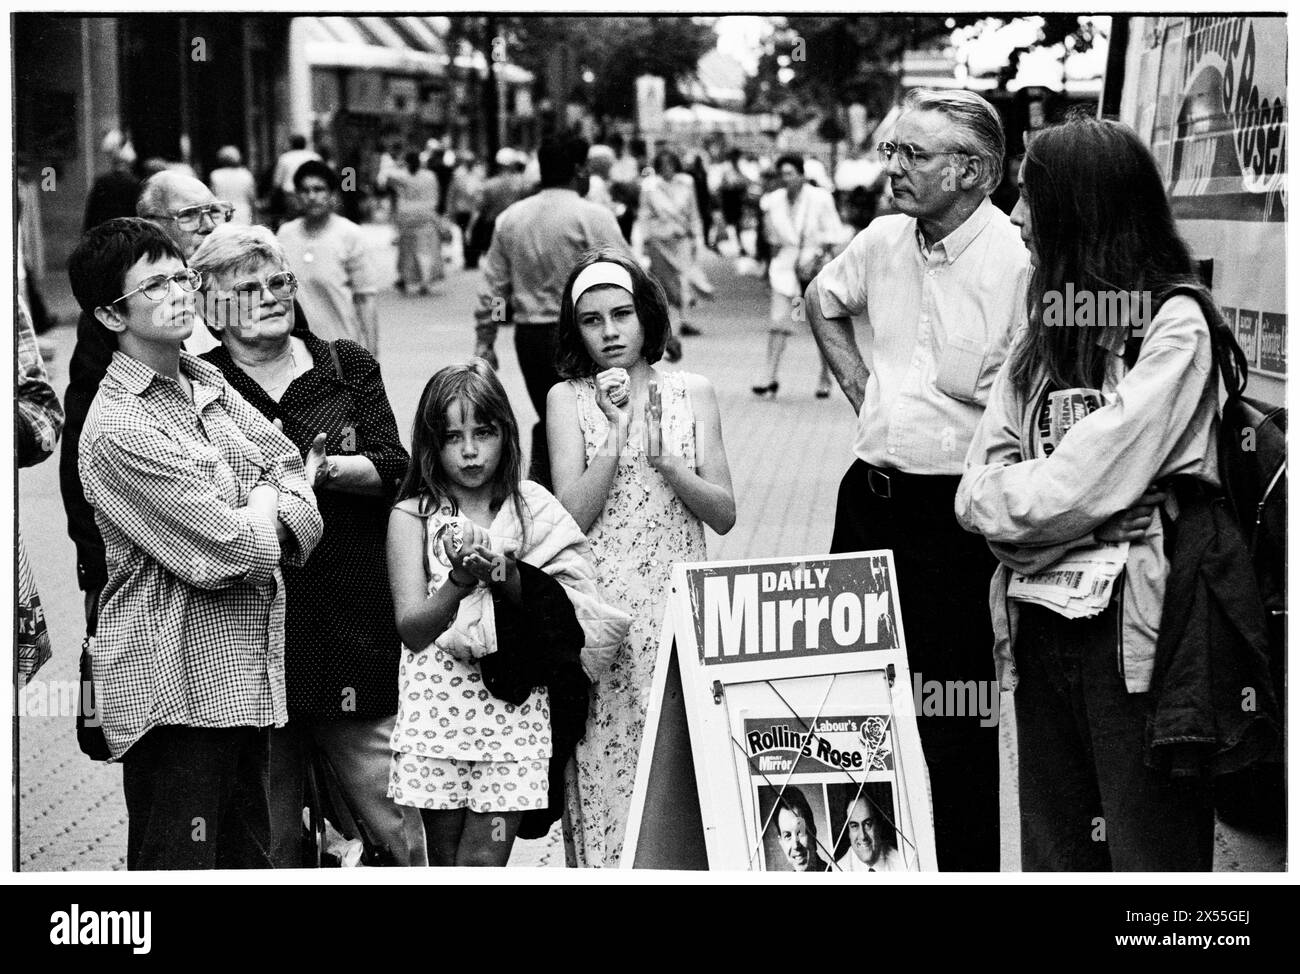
[623,551,937,872]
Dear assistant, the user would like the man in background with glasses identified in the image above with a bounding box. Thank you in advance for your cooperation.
[804,88,1029,872]
[68,217,322,868]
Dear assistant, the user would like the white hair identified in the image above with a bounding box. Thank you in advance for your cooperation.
[190,223,287,285]
[902,88,1006,194]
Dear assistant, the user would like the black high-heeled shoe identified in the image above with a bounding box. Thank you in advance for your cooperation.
[815,383,831,399]
[752,381,779,398]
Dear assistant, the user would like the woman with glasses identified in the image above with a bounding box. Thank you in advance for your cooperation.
[191,223,427,867]
[70,218,324,869]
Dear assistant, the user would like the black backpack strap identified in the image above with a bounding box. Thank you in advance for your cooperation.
[1126,284,1249,402]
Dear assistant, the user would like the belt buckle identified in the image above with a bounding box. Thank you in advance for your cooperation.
[868,466,893,499]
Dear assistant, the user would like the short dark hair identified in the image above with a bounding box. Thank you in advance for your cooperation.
[539,135,589,188]
[293,159,339,192]
[775,786,817,836]
[654,149,683,177]
[67,217,184,326]
[289,134,308,151]
[555,247,670,378]
[775,153,805,175]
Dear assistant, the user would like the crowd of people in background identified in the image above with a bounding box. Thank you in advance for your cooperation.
[26,82,1260,874]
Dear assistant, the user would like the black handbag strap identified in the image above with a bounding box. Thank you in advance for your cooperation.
[327,340,345,383]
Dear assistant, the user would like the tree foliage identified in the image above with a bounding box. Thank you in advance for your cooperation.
[489,16,717,116]
[747,14,1100,129]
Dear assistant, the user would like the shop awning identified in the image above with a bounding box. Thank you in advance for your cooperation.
[301,16,449,75]
[299,16,531,83]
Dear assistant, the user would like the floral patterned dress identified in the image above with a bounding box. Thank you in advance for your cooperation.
[564,369,707,866]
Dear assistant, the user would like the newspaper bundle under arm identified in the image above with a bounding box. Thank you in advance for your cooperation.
[1007,386,1129,619]
[1007,542,1131,619]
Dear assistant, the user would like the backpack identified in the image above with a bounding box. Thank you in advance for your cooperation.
[1127,285,1287,832]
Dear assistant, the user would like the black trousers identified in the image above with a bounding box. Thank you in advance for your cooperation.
[830,459,1001,871]
[514,323,561,492]
[456,213,479,269]
[1015,602,1214,871]
[121,725,273,870]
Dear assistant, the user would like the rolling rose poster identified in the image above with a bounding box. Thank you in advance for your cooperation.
[743,713,916,872]
[743,715,894,776]
[685,554,900,664]
[1166,16,1285,221]
[651,552,934,870]
[1134,15,1287,381]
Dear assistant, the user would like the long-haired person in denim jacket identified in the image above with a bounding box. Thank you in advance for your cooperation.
[955,117,1220,871]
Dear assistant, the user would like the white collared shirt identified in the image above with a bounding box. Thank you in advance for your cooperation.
[835,844,907,872]
[815,196,1030,475]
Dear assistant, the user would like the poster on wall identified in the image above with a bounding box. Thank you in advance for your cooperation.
[623,552,936,872]
[1129,15,1287,383]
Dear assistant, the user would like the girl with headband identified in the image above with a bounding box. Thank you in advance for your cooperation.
[547,247,736,867]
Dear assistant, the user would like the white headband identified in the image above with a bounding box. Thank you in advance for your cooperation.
[571,261,635,305]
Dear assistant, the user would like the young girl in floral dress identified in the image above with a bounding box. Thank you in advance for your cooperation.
[388,361,620,865]
[547,248,736,866]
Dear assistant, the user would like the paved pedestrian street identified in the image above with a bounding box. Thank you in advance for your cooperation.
[15,229,1282,872]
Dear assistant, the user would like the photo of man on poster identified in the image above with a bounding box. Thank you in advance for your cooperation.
[760,785,832,872]
[829,783,908,872]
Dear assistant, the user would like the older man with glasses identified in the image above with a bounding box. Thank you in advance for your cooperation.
[804,88,1030,872]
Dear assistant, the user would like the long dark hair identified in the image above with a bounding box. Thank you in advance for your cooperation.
[1008,116,1209,398]
[396,360,529,535]
[554,247,671,378]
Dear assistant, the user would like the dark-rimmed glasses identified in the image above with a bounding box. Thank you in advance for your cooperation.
[876,140,968,171]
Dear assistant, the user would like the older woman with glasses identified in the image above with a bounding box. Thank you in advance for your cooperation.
[190,223,427,867]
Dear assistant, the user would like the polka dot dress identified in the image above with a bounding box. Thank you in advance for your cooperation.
[387,499,551,813]
[202,332,409,719]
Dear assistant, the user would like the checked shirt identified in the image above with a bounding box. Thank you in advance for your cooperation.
[79,351,323,759]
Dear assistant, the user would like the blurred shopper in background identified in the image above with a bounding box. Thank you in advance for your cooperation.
[640,149,709,338]
[756,153,842,399]
[381,151,445,296]
[277,160,379,354]
[209,145,258,225]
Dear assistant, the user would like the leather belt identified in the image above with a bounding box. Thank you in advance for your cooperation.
[862,461,962,503]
